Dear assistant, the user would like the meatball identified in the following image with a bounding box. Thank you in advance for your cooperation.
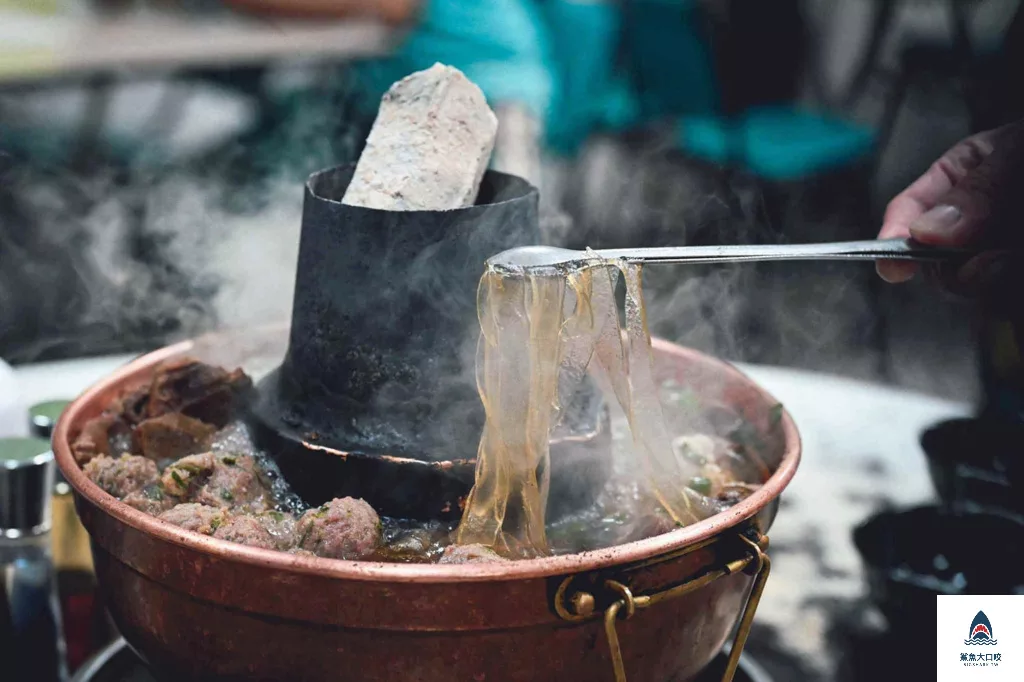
[193,454,270,512]
[158,503,228,535]
[110,385,150,426]
[296,498,381,560]
[84,454,159,498]
[438,544,508,565]
[122,483,177,515]
[212,515,277,550]
[161,452,216,497]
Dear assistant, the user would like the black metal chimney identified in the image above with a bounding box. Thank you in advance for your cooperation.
[250,165,610,520]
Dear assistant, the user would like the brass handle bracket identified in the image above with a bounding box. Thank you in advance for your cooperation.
[553,528,771,682]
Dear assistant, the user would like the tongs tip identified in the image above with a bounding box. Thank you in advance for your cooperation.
[485,245,585,274]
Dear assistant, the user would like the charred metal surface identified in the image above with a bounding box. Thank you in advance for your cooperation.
[250,165,612,518]
[248,400,611,521]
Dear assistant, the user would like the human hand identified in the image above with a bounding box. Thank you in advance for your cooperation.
[876,119,1024,292]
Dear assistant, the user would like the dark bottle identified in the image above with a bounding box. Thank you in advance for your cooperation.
[978,317,1024,422]
[976,263,1024,426]
[0,436,68,682]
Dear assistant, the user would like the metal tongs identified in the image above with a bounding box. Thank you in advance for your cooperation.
[487,238,973,274]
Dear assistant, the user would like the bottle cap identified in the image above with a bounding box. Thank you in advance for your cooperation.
[28,400,72,492]
[29,399,71,440]
[0,437,55,537]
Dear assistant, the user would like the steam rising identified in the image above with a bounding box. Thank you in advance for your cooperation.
[563,134,883,379]
[0,165,304,363]
[0,70,372,365]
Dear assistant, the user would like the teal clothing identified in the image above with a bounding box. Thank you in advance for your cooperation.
[358,0,875,177]
[355,0,642,154]
[676,106,876,181]
[356,0,555,124]
[541,0,637,153]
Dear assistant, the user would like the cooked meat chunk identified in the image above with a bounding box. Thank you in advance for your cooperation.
[134,413,215,462]
[212,515,278,550]
[147,357,253,428]
[72,385,153,464]
[296,498,381,560]
[71,413,120,465]
[83,455,159,498]
[161,452,216,497]
[110,386,150,426]
[122,483,177,515]
[256,511,297,551]
[193,454,270,512]
[438,544,508,565]
[158,503,228,535]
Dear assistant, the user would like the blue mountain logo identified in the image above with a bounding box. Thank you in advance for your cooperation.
[965,611,998,646]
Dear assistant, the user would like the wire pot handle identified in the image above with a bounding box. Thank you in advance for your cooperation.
[553,530,771,682]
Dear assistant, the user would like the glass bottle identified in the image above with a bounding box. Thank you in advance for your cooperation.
[29,400,117,673]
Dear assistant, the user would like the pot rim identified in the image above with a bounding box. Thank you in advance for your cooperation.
[307,164,539,212]
[53,337,800,584]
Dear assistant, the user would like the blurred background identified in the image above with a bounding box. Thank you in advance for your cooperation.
[2,0,1022,398]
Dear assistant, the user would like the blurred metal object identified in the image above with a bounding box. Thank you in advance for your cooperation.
[1,436,68,682]
[488,238,975,273]
[0,437,55,536]
[30,399,71,441]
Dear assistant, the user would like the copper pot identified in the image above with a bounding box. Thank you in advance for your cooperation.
[53,334,800,682]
